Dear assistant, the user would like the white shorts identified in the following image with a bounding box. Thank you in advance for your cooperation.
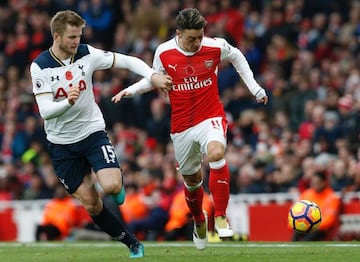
[170,117,227,175]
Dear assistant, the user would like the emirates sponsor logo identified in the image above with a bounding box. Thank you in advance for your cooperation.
[172,76,213,91]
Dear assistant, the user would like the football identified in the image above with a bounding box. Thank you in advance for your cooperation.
[288,200,322,233]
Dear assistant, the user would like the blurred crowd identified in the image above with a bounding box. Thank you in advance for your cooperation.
[0,0,360,239]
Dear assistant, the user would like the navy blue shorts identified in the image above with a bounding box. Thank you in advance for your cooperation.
[48,131,120,194]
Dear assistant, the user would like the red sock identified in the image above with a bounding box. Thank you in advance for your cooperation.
[184,185,205,224]
[209,162,230,217]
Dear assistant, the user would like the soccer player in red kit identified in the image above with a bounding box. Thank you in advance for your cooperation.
[112,8,268,250]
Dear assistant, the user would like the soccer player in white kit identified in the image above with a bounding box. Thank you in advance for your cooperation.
[30,10,172,258]
[112,8,268,250]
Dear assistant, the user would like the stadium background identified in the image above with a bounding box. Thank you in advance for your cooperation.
[0,0,359,241]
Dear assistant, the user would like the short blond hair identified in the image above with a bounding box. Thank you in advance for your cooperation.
[50,10,85,37]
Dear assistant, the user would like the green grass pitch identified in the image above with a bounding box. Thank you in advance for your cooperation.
[1,241,360,261]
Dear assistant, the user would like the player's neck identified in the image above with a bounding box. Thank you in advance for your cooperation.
[50,45,72,60]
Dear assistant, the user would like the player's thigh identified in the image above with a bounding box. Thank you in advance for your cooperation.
[48,142,91,194]
[72,175,99,207]
[171,129,201,175]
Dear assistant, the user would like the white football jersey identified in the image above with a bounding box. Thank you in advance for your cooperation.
[30,44,114,144]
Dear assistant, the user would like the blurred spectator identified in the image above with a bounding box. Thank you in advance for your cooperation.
[337,94,360,152]
[240,35,262,75]
[36,184,78,241]
[78,0,114,48]
[27,10,52,62]
[0,165,11,200]
[292,171,342,241]
[232,161,247,192]
[313,110,343,154]
[330,159,352,192]
[296,156,317,193]
[163,185,192,241]
[127,168,177,240]
[145,97,171,151]
[22,171,53,200]
[111,22,132,54]
[247,160,268,193]
[297,101,319,141]
[2,162,24,200]
[205,0,244,44]
[130,0,162,54]
[271,162,298,193]
[119,183,149,225]
[344,156,360,192]
[225,85,257,123]
[164,185,214,241]
[4,19,29,74]
[288,76,318,131]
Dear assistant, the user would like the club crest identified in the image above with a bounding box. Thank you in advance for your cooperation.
[204,59,213,69]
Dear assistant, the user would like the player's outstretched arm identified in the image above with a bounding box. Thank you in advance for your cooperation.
[114,53,172,88]
[111,77,155,103]
[111,71,172,103]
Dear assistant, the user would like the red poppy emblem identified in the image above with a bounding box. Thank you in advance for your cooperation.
[65,71,73,80]
[185,65,195,75]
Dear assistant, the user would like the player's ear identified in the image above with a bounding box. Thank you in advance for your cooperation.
[53,32,60,41]
[176,29,182,38]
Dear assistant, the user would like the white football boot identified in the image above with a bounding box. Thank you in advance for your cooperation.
[214,216,234,238]
[193,210,208,250]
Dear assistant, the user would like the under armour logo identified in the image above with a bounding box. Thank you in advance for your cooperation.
[51,75,60,81]
[168,64,177,71]
[78,64,85,76]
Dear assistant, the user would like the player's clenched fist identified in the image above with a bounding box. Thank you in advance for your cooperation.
[151,73,173,90]
[68,85,80,105]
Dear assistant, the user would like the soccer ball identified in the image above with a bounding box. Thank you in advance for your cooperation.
[288,200,322,233]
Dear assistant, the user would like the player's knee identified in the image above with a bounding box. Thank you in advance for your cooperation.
[97,169,123,195]
[97,173,122,195]
[183,171,202,186]
[207,148,225,162]
[103,182,122,195]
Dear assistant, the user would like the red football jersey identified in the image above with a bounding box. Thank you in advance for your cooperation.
[153,36,262,133]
